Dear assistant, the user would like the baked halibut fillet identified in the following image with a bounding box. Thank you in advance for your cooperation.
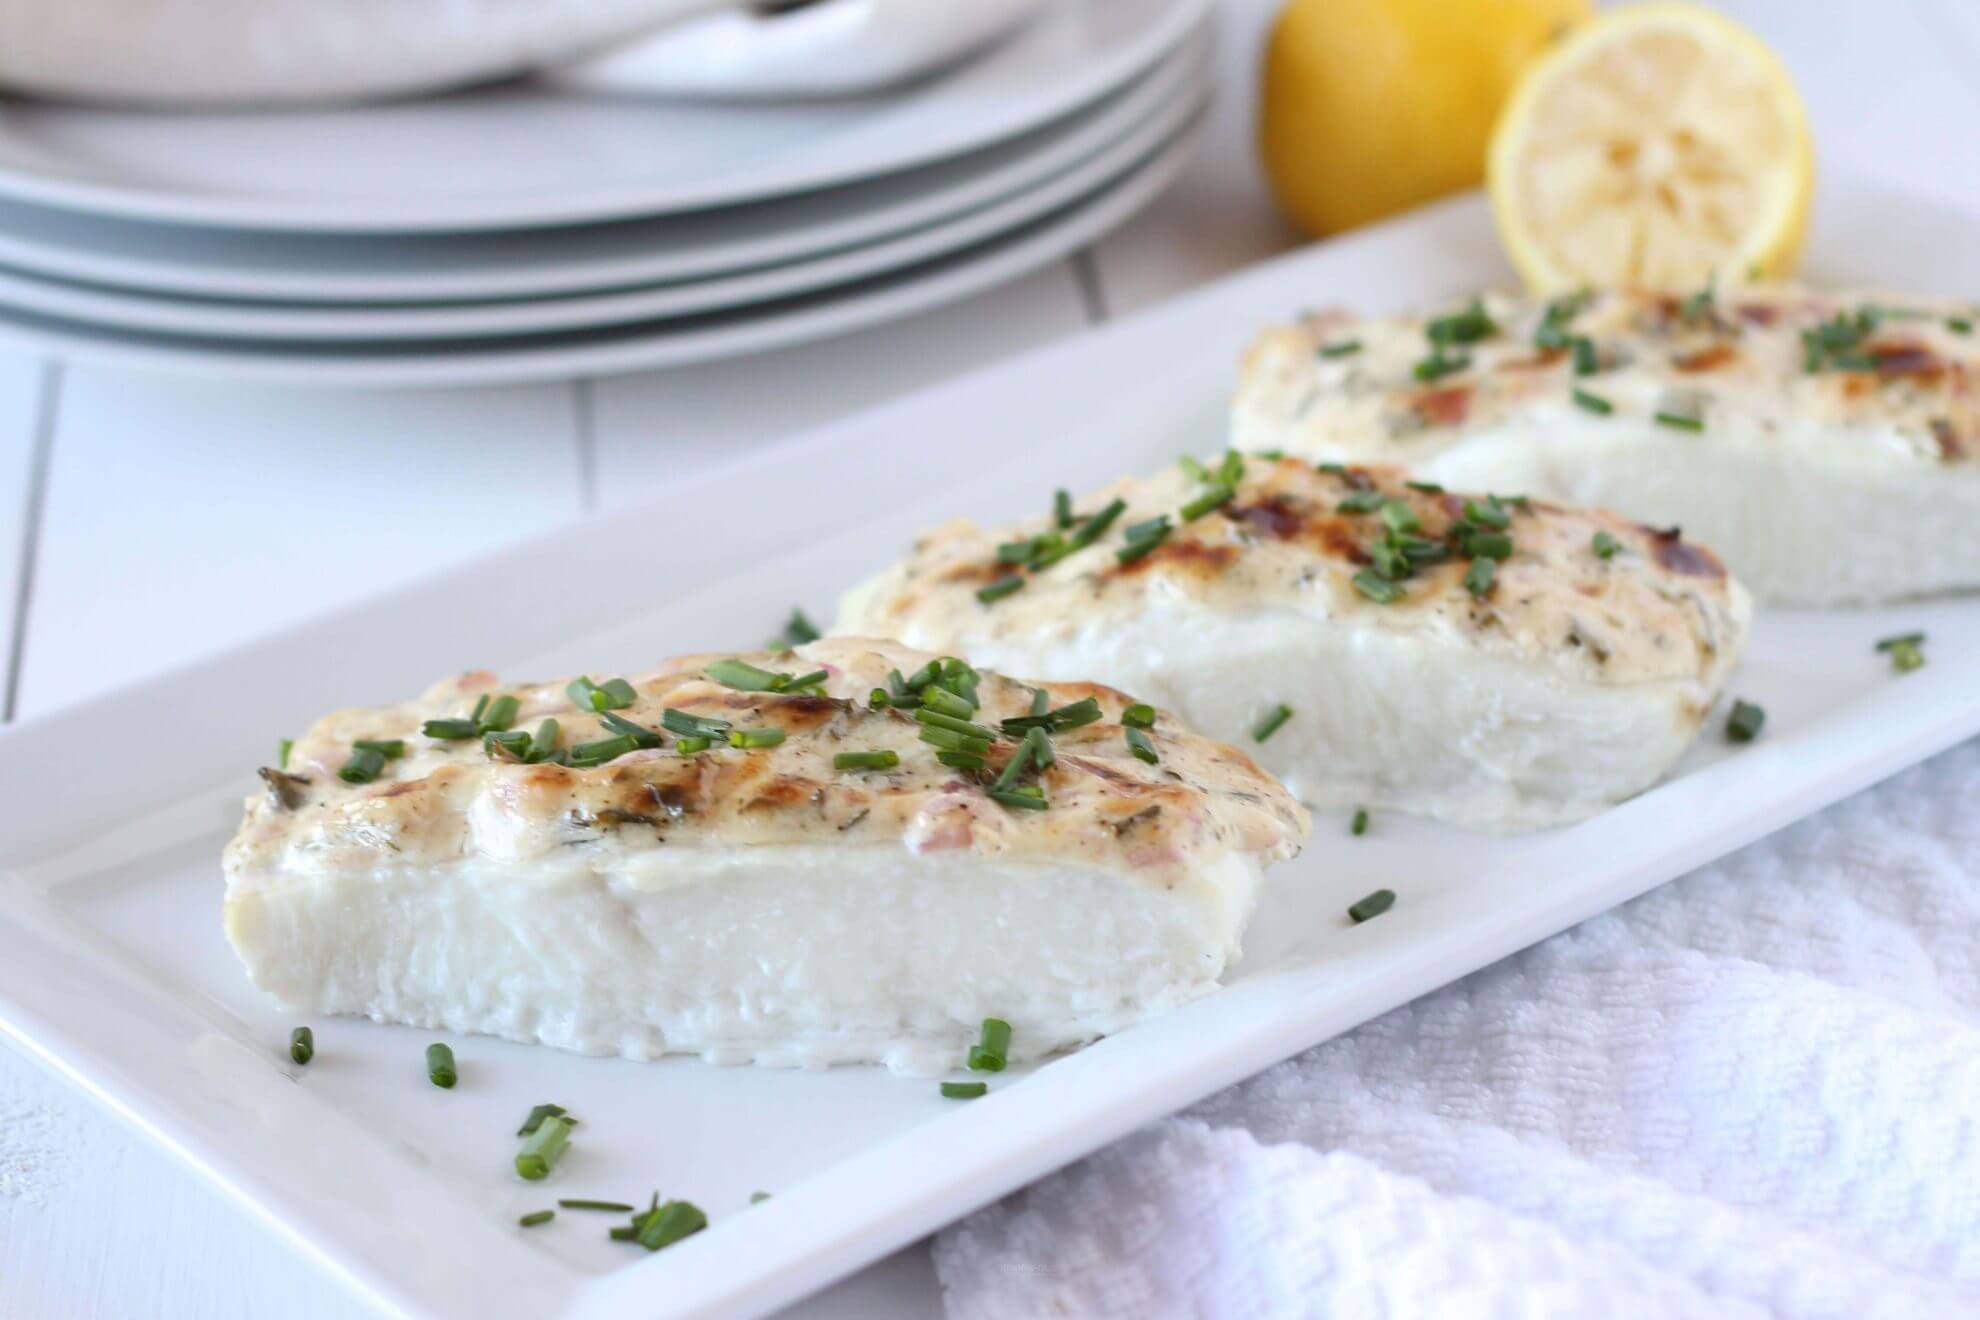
[1232,286,1980,604]
[223,638,1307,1075]
[836,458,1750,831]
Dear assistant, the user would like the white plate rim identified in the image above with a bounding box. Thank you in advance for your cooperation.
[0,115,1205,387]
[0,0,1209,233]
[0,178,1976,1319]
[0,30,1210,305]
[0,69,1210,342]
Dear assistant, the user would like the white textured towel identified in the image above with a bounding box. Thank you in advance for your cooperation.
[935,738,1980,1318]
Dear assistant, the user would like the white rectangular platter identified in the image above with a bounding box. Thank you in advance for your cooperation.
[3,180,1978,1319]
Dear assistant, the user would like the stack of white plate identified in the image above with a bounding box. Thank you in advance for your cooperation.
[0,0,1209,387]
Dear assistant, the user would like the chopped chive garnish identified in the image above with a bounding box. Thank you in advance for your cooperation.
[1572,388,1613,415]
[1347,888,1396,923]
[518,1210,554,1228]
[705,658,784,691]
[517,1104,570,1137]
[1412,351,1469,382]
[937,751,989,770]
[522,719,564,762]
[1049,489,1073,530]
[1592,530,1621,559]
[422,717,480,740]
[1317,461,1346,474]
[478,697,520,734]
[1021,725,1054,771]
[567,676,637,712]
[337,747,388,784]
[350,738,404,758]
[1121,703,1156,729]
[915,708,998,740]
[1028,498,1127,569]
[999,695,1101,735]
[425,1043,457,1089]
[1427,297,1496,346]
[516,1115,575,1180]
[1352,569,1404,603]
[968,1018,1013,1073]
[559,1198,633,1212]
[1949,317,1973,335]
[567,733,639,768]
[1179,484,1235,522]
[1178,454,1209,482]
[988,788,1048,811]
[278,738,293,769]
[750,1191,772,1205]
[661,708,731,740]
[835,750,899,771]
[289,1026,313,1065]
[635,1201,708,1252]
[728,726,786,750]
[597,712,660,749]
[920,727,991,757]
[1337,489,1385,513]
[1534,289,1589,349]
[1680,278,1716,322]
[1725,699,1766,743]
[483,728,531,760]
[918,683,977,718]
[1125,727,1159,765]
[1570,336,1600,376]
[991,732,1037,792]
[1654,410,1704,432]
[1215,450,1246,486]
[608,1227,637,1242]
[1252,704,1292,743]
[675,736,711,755]
[977,575,1026,604]
[1461,498,1510,530]
[1461,531,1512,560]
[779,609,821,647]
[1350,808,1369,836]
[1379,500,1421,535]
[1405,480,1443,493]
[1318,339,1363,358]
[1463,557,1496,597]
[1030,687,1050,716]
[941,1082,988,1099]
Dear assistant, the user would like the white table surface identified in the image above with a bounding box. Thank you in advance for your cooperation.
[5,2,1980,1315]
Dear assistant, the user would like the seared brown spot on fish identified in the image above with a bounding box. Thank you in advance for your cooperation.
[1414,385,1472,426]
[1674,343,1739,373]
[1647,526,1725,579]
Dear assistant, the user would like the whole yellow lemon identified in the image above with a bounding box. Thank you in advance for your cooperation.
[1260,0,1590,237]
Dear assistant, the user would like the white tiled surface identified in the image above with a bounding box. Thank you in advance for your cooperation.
[4,2,1978,1316]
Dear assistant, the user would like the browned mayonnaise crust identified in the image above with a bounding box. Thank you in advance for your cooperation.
[226,637,1308,892]
[1237,285,1980,464]
[840,458,1743,690]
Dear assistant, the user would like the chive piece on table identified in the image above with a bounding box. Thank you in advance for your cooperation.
[1571,388,1614,415]
[289,1026,314,1066]
[516,1115,576,1181]
[1725,699,1766,743]
[1592,530,1621,560]
[1350,809,1369,837]
[1121,703,1156,729]
[636,1201,709,1252]
[1348,888,1396,924]
[941,1081,989,1100]
[968,1018,1012,1073]
[835,749,900,771]
[517,1104,570,1138]
[1877,633,1927,674]
[750,1191,772,1205]
[518,1210,554,1228]
[976,575,1026,605]
[1125,727,1159,765]
[559,1199,634,1213]
[425,1043,457,1089]
[1252,704,1293,743]
[1463,557,1496,598]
